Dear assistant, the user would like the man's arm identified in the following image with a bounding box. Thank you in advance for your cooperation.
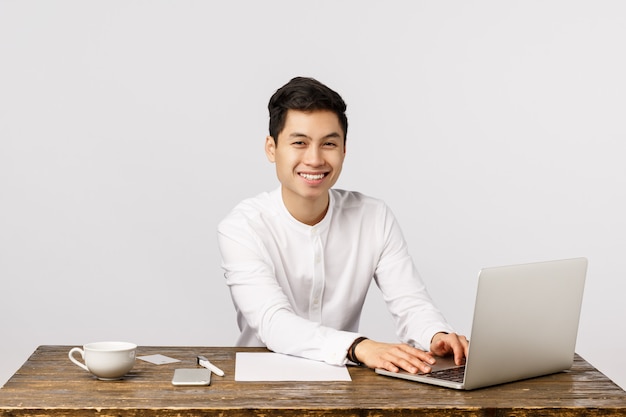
[218,214,359,366]
[359,203,469,373]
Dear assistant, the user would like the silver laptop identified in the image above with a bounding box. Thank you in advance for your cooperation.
[375,257,587,390]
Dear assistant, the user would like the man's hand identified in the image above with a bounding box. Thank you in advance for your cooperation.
[430,332,469,366]
[353,339,437,374]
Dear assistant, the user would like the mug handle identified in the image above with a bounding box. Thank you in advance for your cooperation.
[68,347,89,372]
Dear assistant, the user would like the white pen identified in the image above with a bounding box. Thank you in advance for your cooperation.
[196,355,225,377]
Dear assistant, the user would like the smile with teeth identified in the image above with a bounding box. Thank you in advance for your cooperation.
[299,172,327,181]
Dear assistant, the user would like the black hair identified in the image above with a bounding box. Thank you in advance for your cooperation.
[268,77,348,143]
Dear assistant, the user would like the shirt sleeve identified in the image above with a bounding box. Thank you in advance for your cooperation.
[373,204,455,350]
[217,214,359,366]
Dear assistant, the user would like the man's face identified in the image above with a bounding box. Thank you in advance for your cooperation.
[265,109,346,213]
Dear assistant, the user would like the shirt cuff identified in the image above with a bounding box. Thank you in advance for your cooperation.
[322,331,363,366]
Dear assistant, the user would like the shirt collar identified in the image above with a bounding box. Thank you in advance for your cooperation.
[271,186,334,234]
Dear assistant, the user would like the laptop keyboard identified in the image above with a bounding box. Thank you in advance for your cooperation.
[424,366,466,383]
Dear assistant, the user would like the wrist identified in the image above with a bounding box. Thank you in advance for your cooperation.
[431,332,448,345]
[347,336,368,365]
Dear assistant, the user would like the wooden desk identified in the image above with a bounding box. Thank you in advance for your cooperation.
[1,346,625,416]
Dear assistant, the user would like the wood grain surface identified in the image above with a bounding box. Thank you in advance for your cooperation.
[1,346,625,416]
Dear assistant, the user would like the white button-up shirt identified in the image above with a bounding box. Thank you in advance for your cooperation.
[217,187,454,365]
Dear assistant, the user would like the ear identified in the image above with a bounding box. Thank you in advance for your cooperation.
[265,136,276,163]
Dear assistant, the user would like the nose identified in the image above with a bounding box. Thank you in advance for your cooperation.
[303,146,323,166]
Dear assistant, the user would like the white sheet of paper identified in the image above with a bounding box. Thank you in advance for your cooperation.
[136,354,181,365]
[235,352,351,381]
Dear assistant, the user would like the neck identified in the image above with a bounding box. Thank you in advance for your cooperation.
[281,188,329,226]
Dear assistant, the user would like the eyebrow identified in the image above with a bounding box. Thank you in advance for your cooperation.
[288,132,342,140]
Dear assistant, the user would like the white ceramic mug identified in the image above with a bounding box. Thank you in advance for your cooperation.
[68,341,137,380]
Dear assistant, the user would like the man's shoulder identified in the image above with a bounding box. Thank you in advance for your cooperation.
[236,190,275,211]
[218,190,278,228]
[331,189,387,210]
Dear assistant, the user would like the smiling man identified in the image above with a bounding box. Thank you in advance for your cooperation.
[265,109,345,226]
[217,77,468,375]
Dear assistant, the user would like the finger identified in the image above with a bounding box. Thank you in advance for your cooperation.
[377,360,400,373]
[430,339,450,357]
[451,335,469,365]
[391,346,435,373]
[387,357,431,374]
[373,346,424,374]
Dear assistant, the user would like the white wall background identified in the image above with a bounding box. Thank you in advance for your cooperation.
[1,1,625,390]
